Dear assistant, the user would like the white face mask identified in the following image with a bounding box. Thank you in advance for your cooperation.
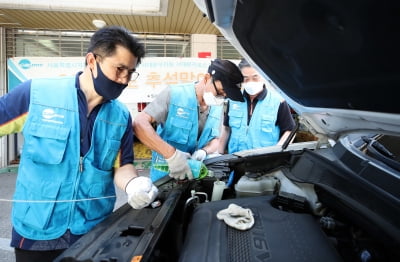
[203,92,225,106]
[242,81,264,95]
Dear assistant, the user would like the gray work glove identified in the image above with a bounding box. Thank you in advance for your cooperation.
[191,149,207,162]
[126,176,158,209]
[165,149,193,180]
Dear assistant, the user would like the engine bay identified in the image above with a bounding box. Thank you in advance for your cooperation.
[56,137,400,262]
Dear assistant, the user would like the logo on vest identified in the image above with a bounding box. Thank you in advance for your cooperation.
[231,103,241,111]
[42,108,65,124]
[176,107,189,118]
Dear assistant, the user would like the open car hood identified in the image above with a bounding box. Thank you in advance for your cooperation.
[194,0,400,140]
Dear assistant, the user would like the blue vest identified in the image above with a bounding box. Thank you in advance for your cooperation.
[228,89,281,153]
[150,83,222,182]
[12,77,129,240]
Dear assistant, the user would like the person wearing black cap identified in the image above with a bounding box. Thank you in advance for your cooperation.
[133,59,243,182]
[218,58,296,154]
[207,58,245,102]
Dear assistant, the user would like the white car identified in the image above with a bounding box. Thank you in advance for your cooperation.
[56,1,400,261]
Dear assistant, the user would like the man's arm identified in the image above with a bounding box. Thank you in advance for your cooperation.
[276,101,296,146]
[113,163,138,191]
[133,86,193,180]
[217,102,231,154]
[133,111,175,159]
[203,137,220,154]
[0,81,31,136]
[134,111,193,180]
[192,137,221,161]
[114,116,158,209]
[133,87,176,159]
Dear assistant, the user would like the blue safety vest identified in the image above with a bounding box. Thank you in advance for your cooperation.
[150,83,222,182]
[12,76,129,240]
[228,89,281,153]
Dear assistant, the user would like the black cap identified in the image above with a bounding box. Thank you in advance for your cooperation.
[207,59,244,102]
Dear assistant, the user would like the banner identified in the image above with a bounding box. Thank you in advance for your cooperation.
[7,57,223,115]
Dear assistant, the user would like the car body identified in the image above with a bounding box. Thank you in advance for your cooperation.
[55,0,400,261]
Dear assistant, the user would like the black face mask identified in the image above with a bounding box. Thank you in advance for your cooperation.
[92,62,127,101]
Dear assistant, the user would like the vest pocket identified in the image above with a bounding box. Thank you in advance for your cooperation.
[83,185,114,221]
[24,124,70,165]
[228,109,243,128]
[97,139,121,170]
[261,115,275,133]
[77,167,115,221]
[166,116,192,144]
[13,179,61,231]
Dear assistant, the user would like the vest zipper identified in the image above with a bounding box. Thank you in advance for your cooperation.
[79,156,84,172]
[67,156,83,231]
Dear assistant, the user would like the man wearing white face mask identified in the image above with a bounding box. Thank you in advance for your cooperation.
[219,59,296,154]
[133,59,244,182]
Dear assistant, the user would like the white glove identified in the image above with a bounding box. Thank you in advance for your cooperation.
[191,149,207,162]
[125,176,158,209]
[165,149,193,180]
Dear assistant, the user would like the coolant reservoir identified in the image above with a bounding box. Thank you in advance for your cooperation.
[235,172,278,198]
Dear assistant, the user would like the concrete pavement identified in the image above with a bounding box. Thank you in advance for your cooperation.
[0,168,16,262]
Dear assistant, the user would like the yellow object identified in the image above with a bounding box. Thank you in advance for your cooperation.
[133,141,152,159]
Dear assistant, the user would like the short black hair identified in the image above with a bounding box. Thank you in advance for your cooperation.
[238,58,251,69]
[87,25,145,65]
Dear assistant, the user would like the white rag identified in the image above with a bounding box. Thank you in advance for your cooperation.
[216,203,255,230]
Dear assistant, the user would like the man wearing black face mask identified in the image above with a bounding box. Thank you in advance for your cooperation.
[0,26,158,262]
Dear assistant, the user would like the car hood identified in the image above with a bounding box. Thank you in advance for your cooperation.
[194,0,400,140]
